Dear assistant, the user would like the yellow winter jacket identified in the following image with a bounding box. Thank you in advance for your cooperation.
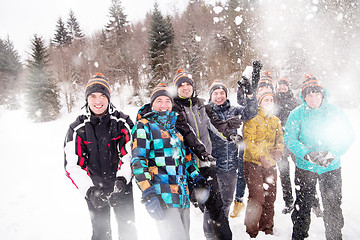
[243,107,284,167]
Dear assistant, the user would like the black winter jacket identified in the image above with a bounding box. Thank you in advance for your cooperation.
[64,105,134,196]
[209,98,258,172]
[275,91,300,127]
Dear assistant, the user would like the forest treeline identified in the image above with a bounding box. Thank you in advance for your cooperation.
[0,0,359,122]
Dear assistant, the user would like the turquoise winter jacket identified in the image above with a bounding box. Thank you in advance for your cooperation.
[284,90,355,174]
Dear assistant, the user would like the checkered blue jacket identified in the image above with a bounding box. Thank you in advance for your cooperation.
[131,109,200,209]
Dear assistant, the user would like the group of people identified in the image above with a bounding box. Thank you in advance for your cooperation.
[64,64,355,240]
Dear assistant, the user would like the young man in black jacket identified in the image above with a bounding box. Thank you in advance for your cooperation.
[64,73,137,240]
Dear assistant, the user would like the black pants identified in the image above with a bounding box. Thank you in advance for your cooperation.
[277,146,294,207]
[292,167,343,240]
[86,182,137,240]
[200,166,232,240]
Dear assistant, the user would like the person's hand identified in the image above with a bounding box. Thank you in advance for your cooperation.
[86,186,109,209]
[226,116,242,129]
[252,60,263,90]
[142,187,165,221]
[270,150,283,161]
[259,156,271,169]
[242,76,254,95]
[200,152,216,162]
[229,134,243,146]
[109,177,127,207]
[304,151,334,167]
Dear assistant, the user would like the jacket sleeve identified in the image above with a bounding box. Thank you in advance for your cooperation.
[205,104,234,140]
[115,115,134,184]
[184,147,200,180]
[173,103,208,159]
[131,121,152,192]
[235,94,258,121]
[64,126,93,197]
[284,109,310,160]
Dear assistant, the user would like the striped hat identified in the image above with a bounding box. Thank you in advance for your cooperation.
[257,88,274,105]
[85,73,111,101]
[209,80,228,97]
[150,83,173,106]
[301,74,323,97]
[258,71,274,90]
[277,77,290,87]
[173,69,194,88]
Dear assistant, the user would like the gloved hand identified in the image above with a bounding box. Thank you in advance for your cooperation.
[86,186,109,209]
[109,177,127,207]
[252,60,263,90]
[192,175,210,205]
[142,187,165,221]
[304,151,334,167]
[226,116,242,129]
[229,134,243,146]
[241,76,254,95]
[200,152,217,162]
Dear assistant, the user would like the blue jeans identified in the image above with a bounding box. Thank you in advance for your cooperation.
[234,150,246,202]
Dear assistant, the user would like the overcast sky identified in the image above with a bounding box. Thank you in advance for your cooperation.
[1,0,211,61]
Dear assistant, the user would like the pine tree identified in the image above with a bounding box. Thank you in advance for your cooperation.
[148,2,175,89]
[67,10,84,42]
[0,37,22,108]
[53,17,71,46]
[25,35,60,122]
[105,0,127,44]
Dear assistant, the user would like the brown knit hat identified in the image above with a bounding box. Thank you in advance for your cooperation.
[85,73,111,101]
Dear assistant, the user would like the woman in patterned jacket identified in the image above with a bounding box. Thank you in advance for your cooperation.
[131,83,207,240]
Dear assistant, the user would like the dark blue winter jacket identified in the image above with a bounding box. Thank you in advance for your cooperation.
[208,97,257,172]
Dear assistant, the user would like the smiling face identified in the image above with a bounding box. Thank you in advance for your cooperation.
[87,92,109,116]
[304,92,323,109]
[177,82,194,99]
[211,88,227,105]
[151,95,173,112]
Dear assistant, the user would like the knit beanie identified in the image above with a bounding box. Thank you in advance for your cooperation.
[85,73,111,101]
[301,74,324,97]
[173,69,194,89]
[150,83,173,107]
[258,71,274,90]
[277,77,290,88]
[209,80,228,97]
[257,88,274,105]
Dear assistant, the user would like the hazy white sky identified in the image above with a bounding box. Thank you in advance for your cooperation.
[1,0,202,61]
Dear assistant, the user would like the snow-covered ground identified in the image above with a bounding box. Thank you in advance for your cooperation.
[0,103,359,240]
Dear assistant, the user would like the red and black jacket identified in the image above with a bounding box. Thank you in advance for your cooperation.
[64,106,134,196]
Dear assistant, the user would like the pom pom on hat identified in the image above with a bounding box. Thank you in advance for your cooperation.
[173,69,194,88]
[85,73,111,101]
